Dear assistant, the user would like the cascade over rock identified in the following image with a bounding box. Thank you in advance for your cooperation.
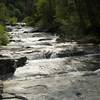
[0,24,100,100]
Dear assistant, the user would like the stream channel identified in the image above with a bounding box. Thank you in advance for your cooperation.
[1,23,100,100]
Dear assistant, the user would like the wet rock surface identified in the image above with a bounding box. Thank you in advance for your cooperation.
[0,55,27,80]
[0,80,3,99]
[15,56,27,68]
[0,24,100,100]
[2,74,100,100]
[0,57,16,79]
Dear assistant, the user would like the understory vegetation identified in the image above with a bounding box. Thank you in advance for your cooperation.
[0,25,9,45]
[0,0,100,44]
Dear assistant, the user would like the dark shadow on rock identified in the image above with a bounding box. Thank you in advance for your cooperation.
[0,56,27,80]
[0,58,16,80]
[0,80,3,99]
[51,50,86,59]
[2,92,28,100]
[15,56,27,68]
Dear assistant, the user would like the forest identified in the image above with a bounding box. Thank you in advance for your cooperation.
[0,0,100,45]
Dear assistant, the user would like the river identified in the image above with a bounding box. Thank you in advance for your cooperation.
[1,24,100,100]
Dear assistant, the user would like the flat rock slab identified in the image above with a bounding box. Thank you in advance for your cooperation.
[2,74,100,100]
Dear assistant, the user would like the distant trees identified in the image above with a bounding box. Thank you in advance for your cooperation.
[35,0,55,28]
[0,0,100,42]
[0,3,8,23]
[0,0,100,29]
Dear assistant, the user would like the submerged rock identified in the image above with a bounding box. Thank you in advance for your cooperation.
[51,49,86,58]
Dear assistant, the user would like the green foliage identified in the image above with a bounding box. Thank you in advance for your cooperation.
[8,17,17,25]
[0,3,8,23]
[0,0,100,43]
[0,25,9,45]
[35,0,55,28]
[23,16,35,26]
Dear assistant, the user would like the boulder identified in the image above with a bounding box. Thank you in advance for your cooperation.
[0,58,16,79]
[15,56,27,68]
[0,55,27,79]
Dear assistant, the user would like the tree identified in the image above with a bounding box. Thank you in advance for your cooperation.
[0,3,8,23]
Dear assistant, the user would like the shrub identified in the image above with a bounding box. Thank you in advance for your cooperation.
[0,25,9,46]
[23,16,35,26]
[9,17,17,25]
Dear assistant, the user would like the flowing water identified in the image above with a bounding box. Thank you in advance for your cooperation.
[1,24,100,100]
